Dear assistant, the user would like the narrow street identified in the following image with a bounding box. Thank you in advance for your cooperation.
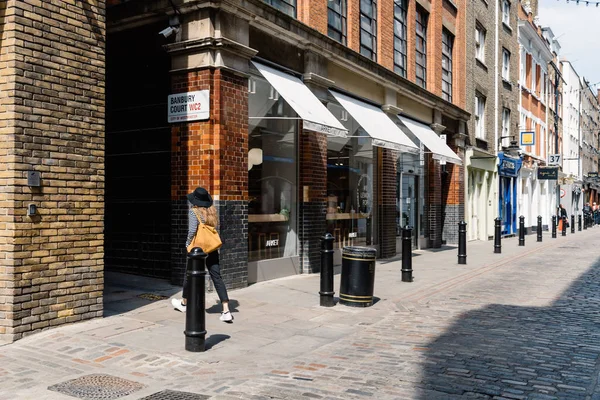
[2,231,600,399]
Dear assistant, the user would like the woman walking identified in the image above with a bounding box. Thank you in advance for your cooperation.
[171,187,233,323]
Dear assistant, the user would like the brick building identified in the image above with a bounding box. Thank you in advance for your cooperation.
[1,0,471,341]
[580,79,600,203]
[464,0,519,240]
[0,0,106,342]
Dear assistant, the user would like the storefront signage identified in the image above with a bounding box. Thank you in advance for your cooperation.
[537,167,558,180]
[520,131,535,146]
[348,232,357,238]
[498,153,522,177]
[265,239,279,247]
[168,90,209,123]
[588,172,599,178]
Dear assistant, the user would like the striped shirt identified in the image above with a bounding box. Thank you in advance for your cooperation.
[186,208,204,248]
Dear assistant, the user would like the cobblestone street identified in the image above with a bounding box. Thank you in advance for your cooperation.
[2,232,600,399]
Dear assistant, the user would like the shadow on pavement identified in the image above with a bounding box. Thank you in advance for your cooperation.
[419,256,600,399]
[205,334,231,350]
[103,271,181,317]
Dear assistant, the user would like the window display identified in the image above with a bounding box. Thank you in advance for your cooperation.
[326,102,374,248]
[248,72,298,261]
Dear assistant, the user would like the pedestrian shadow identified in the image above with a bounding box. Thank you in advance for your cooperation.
[418,254,600,399]
[205,334,231,350]
[206,299,240,314]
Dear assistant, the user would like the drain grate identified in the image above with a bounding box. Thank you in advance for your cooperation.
[48,374,145,399]
[137,293,169,301]
[139,390,211,399]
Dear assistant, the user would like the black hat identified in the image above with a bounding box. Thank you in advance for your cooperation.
[187,187,213,207]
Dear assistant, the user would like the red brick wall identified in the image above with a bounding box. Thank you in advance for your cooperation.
[378,0,394,70]
[298,0,328,35]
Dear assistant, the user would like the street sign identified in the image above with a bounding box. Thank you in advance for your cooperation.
[589,172,599,178]
[537,166,558,180]
[520,131,535,146]
[548,154,562,166]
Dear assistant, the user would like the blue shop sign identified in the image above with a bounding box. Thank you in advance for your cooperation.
[497,153,522,177]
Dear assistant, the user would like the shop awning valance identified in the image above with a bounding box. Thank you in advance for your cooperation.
[329,90,419,154]
[252,61,348,138]
[397,116,462,165]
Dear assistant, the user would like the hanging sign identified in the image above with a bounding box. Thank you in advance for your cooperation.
[520,131,535,146]
[168,90,209,123]
[537,166,558,180]
[588,172,599,178]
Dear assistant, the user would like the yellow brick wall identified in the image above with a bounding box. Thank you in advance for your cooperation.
[0,0,106,342]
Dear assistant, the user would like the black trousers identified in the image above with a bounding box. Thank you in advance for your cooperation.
[182,250,229,303]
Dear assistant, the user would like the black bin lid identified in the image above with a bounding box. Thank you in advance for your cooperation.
[342,246,377,259]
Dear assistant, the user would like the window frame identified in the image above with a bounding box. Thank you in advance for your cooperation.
[502,108,511,146]
[415,5,428,89]
[359,0,378,61]
[442,28,453,102]
[328,0,347,45]
[475,93,486,139]
[502,48,510,81]
[393,0,408,77]
[475,24,486,63]
[502,0,511,26]
[262,0,296,17]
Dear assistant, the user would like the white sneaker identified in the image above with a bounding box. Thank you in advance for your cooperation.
[171,298,187,313]
[219,311,233,323]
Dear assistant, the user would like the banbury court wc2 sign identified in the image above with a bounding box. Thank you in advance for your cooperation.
[167,90,209,123]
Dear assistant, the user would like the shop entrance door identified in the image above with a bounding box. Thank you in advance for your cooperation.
[500,177,512,235]
[398,173,419,248]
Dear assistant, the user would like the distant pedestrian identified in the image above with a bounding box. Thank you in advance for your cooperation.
[171,187,233,323]
[558,203,568,230]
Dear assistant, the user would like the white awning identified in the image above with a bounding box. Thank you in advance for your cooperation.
[329,90,419,153]
[252,61,348,138]
[398,116,462,165]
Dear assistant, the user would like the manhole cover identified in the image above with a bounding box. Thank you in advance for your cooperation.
[137,293,169,301]
[139,390,211,399]
[48,374,145,399]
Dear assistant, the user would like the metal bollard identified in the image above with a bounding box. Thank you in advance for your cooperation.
[184,247,207,352]
[494,218,501,254]
[584,213,588,230]
[562,216,567,236]
[401,226,413,282]
[319,233,335,307]
[571,215,575,234]
[537,215,542,242]
[552,215,557,238]
[579,214,582,231]
[518,216,525,246]
[458,221,467,265]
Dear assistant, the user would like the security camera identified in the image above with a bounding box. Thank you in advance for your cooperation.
[159,26,179,38]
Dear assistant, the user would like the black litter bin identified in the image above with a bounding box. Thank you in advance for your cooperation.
[339,246,377,307]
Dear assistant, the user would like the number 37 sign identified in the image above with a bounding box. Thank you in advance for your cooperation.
[547,154,562,166]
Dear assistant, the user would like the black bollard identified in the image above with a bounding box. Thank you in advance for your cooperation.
[584,213,588,230]
[537,215,542,242]
[518,216,525,246]
[494,218,501,254]
[579,214,582,231]
[319,233,335,307]
[551,215,557,238]
[401,226,413,282]
[571,215,575,234]
[562,216,567,236]
[184,247,207,352]
[458,221,467,265]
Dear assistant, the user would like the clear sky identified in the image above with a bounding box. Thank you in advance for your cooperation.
[539,0,600,89]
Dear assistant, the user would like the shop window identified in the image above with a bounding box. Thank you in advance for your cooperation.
[442,29,453,102]
[415,6,428,88]
[262,0,296,17]
[328,0,347,45]
[248,73,298,262]
[393,0,408,77]
[326,102,374,249]
[360,0,378,61]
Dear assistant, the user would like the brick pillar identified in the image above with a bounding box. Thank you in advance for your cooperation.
[379,149,398,258]
[0,1,106,342]
[170,69,248,290]
[299,129,328,274]
[442,142,465,244]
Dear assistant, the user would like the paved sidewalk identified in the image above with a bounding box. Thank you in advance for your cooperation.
[0,229,598,399]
